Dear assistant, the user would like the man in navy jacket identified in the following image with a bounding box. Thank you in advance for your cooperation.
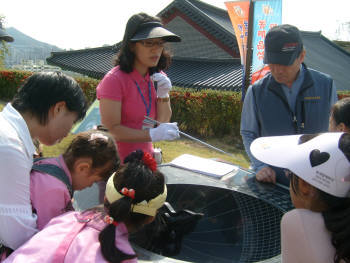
[240,24,337,185]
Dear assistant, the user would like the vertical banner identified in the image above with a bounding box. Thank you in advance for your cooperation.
[251,0,282,84]
[225,1,250,66]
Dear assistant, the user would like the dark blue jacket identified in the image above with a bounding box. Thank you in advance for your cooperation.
[251,64,334,136]
[240,64,337,184]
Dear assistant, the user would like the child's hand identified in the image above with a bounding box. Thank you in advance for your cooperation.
[255,166,276,184]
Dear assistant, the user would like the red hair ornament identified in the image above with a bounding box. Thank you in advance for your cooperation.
[142,152,157,172]
[103,215,118,227]
[120,187,135,199]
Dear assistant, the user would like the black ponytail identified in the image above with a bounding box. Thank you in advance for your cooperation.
[99,198,138,263]
[99,150,165,263]
[321,133,350,263]
[321,195,350,263]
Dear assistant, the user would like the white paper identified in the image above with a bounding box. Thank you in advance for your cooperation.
[169,154,238,178]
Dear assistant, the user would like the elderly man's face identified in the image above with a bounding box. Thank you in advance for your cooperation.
[268,50,306,88]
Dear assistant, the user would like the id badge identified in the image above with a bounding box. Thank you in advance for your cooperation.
[142,117,155,130]
[142,125,152,130]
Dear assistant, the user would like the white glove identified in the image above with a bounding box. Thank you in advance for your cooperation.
[149,122,180,142]
[151,73,172,98]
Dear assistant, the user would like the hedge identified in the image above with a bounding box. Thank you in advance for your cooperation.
[1,70,350,141]
[0,70,99,104]
[171,88,242,139]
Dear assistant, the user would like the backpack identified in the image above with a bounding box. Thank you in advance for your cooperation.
[31,158,73,197]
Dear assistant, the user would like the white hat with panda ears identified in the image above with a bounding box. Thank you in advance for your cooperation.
[250,132,350,198]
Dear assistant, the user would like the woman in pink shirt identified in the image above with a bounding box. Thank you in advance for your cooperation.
[31,130,119,230]
[251,133,350,263]
[97,12,181,162]
[5,150,167,263]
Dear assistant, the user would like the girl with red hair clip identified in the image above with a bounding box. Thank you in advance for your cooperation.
[5,150,167,263]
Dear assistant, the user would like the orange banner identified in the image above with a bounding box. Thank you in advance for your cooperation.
[225,1,250,66]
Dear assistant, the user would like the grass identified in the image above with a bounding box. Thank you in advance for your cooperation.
[0,102,250,168]
[41,135,249,168]
[154,136,249,167]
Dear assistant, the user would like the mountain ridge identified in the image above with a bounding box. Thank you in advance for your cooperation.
[5,27,63,67]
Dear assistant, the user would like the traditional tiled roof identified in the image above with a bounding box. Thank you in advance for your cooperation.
[168,58,242,90]
[301,31,350,91]
[159,0,238,54]
[47,45,118,79]
[47,46,243,90]
[47,0,350,91]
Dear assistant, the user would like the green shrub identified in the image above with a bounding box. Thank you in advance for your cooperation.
[338,91,350,100]
[2,69,350,142]
[0,70,98,105]
[0,70,32,100]
[170,88,242,140]
[74,76,99,105]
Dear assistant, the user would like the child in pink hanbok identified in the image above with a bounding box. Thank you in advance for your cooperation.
[5,150,167,263]
[31,130,118,230]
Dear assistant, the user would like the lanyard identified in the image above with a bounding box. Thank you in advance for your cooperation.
[135,81,152,116]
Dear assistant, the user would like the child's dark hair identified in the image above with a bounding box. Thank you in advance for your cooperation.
[12,72,87,125]
[290,133,350,263]
[99,150,165,263]
[63,130,119,181]
[331,97,350,128]
[113,12,172,73]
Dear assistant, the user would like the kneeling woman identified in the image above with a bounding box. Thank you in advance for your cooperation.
[251,132,350,263]
[4,150,167,263]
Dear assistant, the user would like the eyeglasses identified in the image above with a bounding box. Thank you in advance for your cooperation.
[139,40,165,48]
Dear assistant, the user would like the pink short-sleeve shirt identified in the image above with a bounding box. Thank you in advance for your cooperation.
[96,66,157,162]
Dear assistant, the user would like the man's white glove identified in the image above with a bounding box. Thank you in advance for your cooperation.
[149,122,180,142]
[151,72,172,98]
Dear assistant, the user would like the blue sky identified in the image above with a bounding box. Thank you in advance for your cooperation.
[2,0,349,50]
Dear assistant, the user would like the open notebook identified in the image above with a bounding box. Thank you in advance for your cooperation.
[168,154,238,178]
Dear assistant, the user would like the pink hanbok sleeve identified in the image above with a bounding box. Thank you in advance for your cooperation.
[115,223,138,263]
[30,172,71,230]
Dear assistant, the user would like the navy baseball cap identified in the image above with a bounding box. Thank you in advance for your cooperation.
[130,22,181,42]
[263,24,303,66]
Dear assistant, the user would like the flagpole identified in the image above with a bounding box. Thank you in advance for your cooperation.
[243,0,255,98]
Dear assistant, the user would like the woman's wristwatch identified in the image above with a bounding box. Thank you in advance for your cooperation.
[157,97,170,102]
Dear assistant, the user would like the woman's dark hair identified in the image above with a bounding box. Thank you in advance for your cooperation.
[331,97,350,128]
[290,133,350,263]
[113,12,172,73]
[63,130,119,181]
[99,150,165,263]
[12,72,87,125]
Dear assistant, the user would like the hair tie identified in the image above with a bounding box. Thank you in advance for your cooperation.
[103,215,118,227]
[142,152,157,172]
[89,133,108,141]
[120,187,135,199]
[106,173,167,217]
